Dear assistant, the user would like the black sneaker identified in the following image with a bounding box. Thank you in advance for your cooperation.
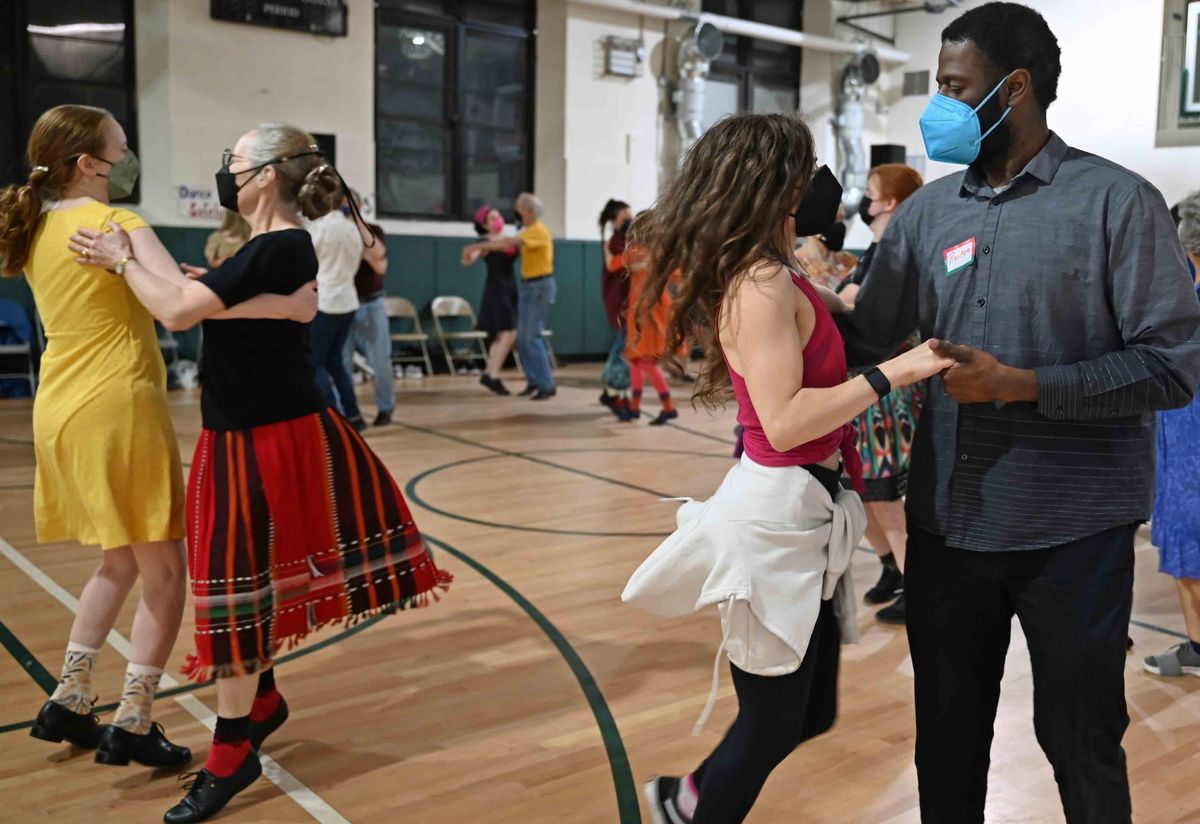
[644,776,692,824]
[599,392,617,409]
[649,410,679,426]
[95,722,192,768]
[518,384,537,397]
[247,697,289,751]
[876,594,906,625]
[30,700,105,749]
[864,564,903,605]
[347,416,368,432]
[164,754,263,824]
[372,410,393,427]
[531,388,557,401]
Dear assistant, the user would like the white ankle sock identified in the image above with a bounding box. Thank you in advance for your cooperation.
[676,773,699,819]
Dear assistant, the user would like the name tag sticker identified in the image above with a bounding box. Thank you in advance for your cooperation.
[943,237,976,276]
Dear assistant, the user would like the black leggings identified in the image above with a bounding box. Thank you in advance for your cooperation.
[690,463,844,824]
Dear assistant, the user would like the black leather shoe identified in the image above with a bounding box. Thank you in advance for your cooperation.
[876,594,907,625]
[30,700,104,749]
[248,697,289,751]
[96,722,192,768]
[372,410,393,427]
[163,755,262,824]
[518,384,537,397]
[530,388,557,401]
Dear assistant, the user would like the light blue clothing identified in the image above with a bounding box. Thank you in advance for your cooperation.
[602,327,630,390]
[342,297,395,414]
[516,276,556,391]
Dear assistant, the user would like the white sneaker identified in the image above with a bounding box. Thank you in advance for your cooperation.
[405,365,424,380]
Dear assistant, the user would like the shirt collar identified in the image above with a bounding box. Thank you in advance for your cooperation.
[961,131,1068,196]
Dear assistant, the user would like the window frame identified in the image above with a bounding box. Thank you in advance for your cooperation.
[703,0,802,116]
[374,2,536,221]
[2,0,140,201]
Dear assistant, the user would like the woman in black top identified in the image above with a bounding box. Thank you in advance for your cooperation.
[463,204,519,394]
[73,123,451,824]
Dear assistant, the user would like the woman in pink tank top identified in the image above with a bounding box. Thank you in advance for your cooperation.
[624,114,952,824]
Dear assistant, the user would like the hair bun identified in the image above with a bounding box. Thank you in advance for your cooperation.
[297,162,342,220]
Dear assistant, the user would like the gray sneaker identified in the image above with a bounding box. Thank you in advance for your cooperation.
[1143,642,1200,677]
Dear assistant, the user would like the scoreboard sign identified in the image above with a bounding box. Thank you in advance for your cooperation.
[210,0,348,38]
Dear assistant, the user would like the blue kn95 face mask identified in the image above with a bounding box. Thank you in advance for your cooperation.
[919,73,1012,165]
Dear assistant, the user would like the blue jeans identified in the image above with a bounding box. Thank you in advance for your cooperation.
[516,276,556,391]
[342,297,395,414]
[602,327,630,390]
[311,310,362,421]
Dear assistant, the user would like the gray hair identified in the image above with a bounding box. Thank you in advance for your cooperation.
[246,123,340,219]
[516,192,544,219]
[1179,189,1200,257]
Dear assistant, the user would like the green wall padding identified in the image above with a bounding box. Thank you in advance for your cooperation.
[6,227,617,367]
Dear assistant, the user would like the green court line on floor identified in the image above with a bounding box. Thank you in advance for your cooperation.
[0,617,58,695]
[404,446,730,538]
[424,534,640,824]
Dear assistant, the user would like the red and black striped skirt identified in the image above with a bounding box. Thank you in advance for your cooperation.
[183,408,451,681]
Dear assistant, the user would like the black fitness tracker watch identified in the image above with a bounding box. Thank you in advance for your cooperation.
[863,366,892,399]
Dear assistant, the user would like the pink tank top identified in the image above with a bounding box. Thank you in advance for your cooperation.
[724,269,864,492]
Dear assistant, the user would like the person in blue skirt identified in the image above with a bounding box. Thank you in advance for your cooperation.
[1145,189,1200,679]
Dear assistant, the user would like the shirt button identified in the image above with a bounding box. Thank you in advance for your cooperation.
[982,245,991,255]
[960,454,968,462]
[976,298,986,307]
[1055,408,1065,419]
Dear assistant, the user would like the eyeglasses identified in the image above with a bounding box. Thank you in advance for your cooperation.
[221,149,245,167]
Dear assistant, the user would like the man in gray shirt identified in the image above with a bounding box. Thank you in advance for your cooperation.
[838,4,1200,822]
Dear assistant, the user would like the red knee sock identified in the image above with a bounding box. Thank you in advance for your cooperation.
[659,392,675,413]
[205,714,251,777]
[630,390,643,414]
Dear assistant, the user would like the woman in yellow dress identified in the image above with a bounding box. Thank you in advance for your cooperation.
[0,105,316,769]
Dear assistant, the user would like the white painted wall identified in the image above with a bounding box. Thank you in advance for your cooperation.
[882,0,1200,207]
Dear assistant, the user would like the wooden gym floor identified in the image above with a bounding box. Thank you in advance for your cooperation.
[0,365,1198,823]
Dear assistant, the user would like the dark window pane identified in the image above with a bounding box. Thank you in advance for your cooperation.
[465,126,525,214]
[377,26,446,119]
[747,0,802,29]
[26,0,126,27]
[378,0,447,16]
[461,0,529,28]
[377,118,448,215]
[462,30,525,129]
[25,81,129,126]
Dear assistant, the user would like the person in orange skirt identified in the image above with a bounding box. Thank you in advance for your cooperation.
[73,122,451,824]
[624,224,678,425]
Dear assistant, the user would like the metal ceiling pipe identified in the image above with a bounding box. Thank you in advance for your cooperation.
[566,0,910,63]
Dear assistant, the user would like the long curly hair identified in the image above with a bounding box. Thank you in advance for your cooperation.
[632,113,817,408]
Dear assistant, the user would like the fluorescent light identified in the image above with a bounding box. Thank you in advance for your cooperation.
[413,35,425,45]
[27,23,126,37]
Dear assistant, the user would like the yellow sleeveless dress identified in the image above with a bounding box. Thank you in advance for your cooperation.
[25,201,185,549]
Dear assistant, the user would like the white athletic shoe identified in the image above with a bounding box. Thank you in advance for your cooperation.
[644,776,691,824]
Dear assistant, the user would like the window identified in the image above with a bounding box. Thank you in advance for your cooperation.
[0,0,139,200]
[701,0,804,121]
[375,0,535,219]
[1157,0,1200,146]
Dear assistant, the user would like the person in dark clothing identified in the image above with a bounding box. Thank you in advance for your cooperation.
[463,205,519,395]
[836,5,1200,822]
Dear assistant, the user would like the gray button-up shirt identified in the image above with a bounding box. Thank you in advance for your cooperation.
[839,132,1200,551]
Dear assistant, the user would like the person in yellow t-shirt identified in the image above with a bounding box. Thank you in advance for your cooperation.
[0,104,315,767]
[466,192,557,398]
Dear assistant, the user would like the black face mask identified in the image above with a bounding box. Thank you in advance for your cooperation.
[617,218,632,235]
[858,195,875,226]
[794,165,844,238]
[214,150,325,213]
[822,222,846,252]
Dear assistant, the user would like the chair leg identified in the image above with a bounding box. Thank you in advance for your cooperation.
[421,341,434,377]
[440,338,455,374]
